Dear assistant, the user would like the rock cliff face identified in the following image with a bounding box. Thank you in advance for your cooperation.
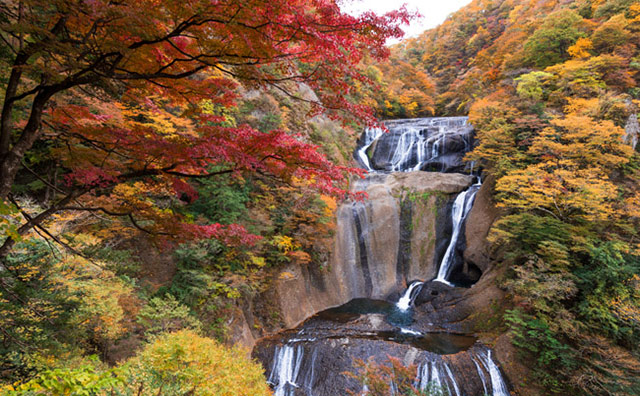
[254,307,507,396]
[232,117,517,396]
[463,175,501,273]
[227,171,479,348]
[271,172,474,330]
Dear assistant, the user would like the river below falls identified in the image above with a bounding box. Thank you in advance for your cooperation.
[253,117,511,396]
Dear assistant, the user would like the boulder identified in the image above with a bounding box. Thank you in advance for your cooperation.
[463,175,501,272]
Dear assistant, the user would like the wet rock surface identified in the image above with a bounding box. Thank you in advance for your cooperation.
[359,117,475,173]
[264,171,474,329]
[249,117,513,396]
[463,175,501,273]
[254,295,509,396]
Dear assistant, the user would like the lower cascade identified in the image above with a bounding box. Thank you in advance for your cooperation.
[254,117,511,395]
[396,281,424,311]
[259,320,509,396]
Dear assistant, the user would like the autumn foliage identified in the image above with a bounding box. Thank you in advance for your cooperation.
[0,0,412,254]
[370,0,640,394]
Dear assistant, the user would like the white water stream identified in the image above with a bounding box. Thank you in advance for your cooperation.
[266,117,511,396]
[434,179,481,285]
[396,281,424,311]
[269,345,304,396]
[477,349,510,396]
[356,117,471,173]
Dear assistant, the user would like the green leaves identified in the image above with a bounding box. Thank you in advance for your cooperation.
[523,10,587,68]
[4,366,123,396]
[505,309,576,392]
[576,241,640,345]
[137,294,202,337]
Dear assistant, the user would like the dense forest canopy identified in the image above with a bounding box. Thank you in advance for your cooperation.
[1,0,640,395]
[0,0,411,393]
[366,0,640,394]
[0,0,413,253]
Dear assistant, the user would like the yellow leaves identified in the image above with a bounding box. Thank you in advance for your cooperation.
[271,234,313,264]
[495,112,633,223]
[623,194,640,218]
[319,194,337,218]
[496,158,616,222]
[567,37,593,59]
[58,254,135,342]
[272,234,299,253]
[279,271,295,280]
[119,99,194,138]
[212,282,241,299]
[0,199,21,242]
[384,100,393,110]
[122,330,271,396]
[515,71,554,100]
[466,98,525,175]
[563,97,599,115]
[248,253,266,268]
[544,115,632,168]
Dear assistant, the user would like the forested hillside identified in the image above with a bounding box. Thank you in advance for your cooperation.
[370,0,640,394]
[2,0,640,395]
[0,0,411,394]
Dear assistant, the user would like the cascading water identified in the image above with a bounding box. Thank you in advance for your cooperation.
[434,179,482,286]
[476,350,510,396]
[396,281,424,311]
[269,345,304,396]
[258,117,511,396]
[472,355,490,395]
[357,117,473,173]
[356,127,384,171]
[417,359,461,396]
[412,348,509,396]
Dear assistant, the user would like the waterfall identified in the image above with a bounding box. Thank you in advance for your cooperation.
[443,362,461,396]
[434,180,481,285]
[356,127,384,171]
[477,349,510,396]
[418,360,442,391]
[416,359,460,396]
[415,351,510,396]
[400,328,422,336]
[258,117,514,396]
[355,117,473,173]
[352,202,373,297]
[396,281,424,311]
[473,356,489,395]
[269,345,304,396]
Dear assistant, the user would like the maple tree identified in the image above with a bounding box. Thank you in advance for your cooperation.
[0,0,412,257]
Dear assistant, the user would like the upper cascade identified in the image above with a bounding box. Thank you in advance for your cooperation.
[356,117,474,173]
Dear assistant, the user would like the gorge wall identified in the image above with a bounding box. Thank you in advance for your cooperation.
[229,171,477,347]
[228,117,517,395]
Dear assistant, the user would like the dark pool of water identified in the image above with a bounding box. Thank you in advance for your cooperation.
[309,298,476,354]
[315,298,400,322]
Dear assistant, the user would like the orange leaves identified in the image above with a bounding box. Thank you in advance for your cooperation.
[1,0,412,253]
[366,51,437,118]
[568,38,594,59]
[495,112,632,222]
[465,98,526,175]
[529,116,631,170]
